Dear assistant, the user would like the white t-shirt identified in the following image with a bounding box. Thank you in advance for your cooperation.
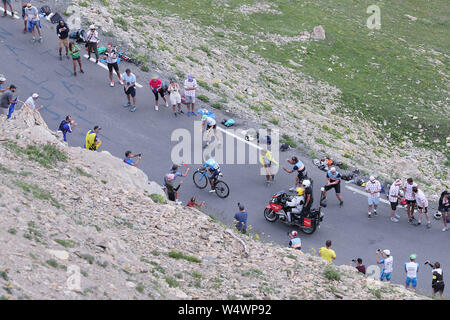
[415,189,428,208]
[25,96,37,109]
[184,79,197,97]
[365,180,381,199]
[25,6,39,21]
[204,116,216,126]
[105,50,118,64]
[405,262,419,278]
[87,30,99,43]
[389,185,400,203]
[404,182,417,201]
[380,256,393,273]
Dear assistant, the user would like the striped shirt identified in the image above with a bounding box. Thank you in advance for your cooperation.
[365,180,381,199]
[404,182,417,201]
[184,79,197,97]
[87,30,99,43]
[389,184,400,203]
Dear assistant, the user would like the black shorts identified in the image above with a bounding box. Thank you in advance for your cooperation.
[297,167,306,180]
[152,88,165,100]
[107,62,119,73]
[22,5,26,19]
[324,183,340,194]
[432,283,445,294]
[406,199,416,205]
[206,124,217,130]
[418,206,428,213]
[124,86,136,97]
[390,201,398,211]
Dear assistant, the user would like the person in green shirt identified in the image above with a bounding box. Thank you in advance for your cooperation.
[68,42,84,76]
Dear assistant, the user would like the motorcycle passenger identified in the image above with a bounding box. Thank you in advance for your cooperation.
[288,230,301,251]
[282,156,306,188]
[286,187,305,223]
[202,158,221,192]
[302,179,313,213]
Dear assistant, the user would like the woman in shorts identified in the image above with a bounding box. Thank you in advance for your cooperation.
[168,78,182,116]
[149,74,168,111]
[68,42,84,76]
[439,190,450,232]
[104,43,123,87]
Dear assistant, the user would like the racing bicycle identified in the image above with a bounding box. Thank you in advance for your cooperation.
[193,168,230,198]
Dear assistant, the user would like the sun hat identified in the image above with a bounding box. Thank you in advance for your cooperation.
[32,93,39,98]
[0,77,6,82]
[410,254,417,260]
[330,167,336,172]
[394,179,402,185]
[369,175,375,181]
[187,74,193,80]
[383,249,391,256]
[89,24,96,30]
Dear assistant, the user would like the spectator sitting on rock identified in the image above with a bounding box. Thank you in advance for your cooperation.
[234,203,248,234]
[186,196,205,209]
[24,93,43,111]
[123,151,142,167]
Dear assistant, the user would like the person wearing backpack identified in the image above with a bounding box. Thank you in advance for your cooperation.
[58,115,77,142]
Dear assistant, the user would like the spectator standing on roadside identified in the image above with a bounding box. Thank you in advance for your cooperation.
[0,85,17,116]
[389,179,403,223]
[349,258,366,274]
[58,115,77,142]
[439,191,449,232]
[259,150,279,185]
[23,93,43,111]
[123,151,141,167]
[365,176,381,219]
[319,240,336,263]
[149,74,168,111]
[21,1,28,33]
[164,173,182,205]
[2,0,14,18]
[376,249,393,282]
[0,76,7,92]
[24,2,42,43]
[425,261,445,298]
[56,20,70,60]
[103,43,123,87]
[184,75,197,116]
[234,203,248,234]
[404,178,418,224]
[122,68,137,112]
[85,125,102,151]
[68,42,84,76]
[321,167,344,206]
[168,78,183,116]
[405,254,419,292]
[413,186,431,228]
[86,25,99,63]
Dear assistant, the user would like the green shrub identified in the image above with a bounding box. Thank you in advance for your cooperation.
[323,267,341,281]
[168,251,202,263]
[150,194,166,204]
[198,95,210,103]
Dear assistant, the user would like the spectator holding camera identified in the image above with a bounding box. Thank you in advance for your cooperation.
[349,258,366,274]
[425,260,445,298]
[123,151,141,167]
[376,249,393,282]
[58,115,77,142]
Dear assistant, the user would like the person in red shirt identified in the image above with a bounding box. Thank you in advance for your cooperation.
[149,74,168,111]
[186,196,205,209]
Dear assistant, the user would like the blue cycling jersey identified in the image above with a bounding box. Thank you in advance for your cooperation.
[204,158,220,170]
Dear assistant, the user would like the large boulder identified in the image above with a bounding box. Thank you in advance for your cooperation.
[311,25,326,40]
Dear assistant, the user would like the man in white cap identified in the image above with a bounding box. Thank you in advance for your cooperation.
[389,179,403,222]
[24,93,43,111]
[86,24,99,63]
[24,2,42,43]
[0,76,7,93]
[365,175,381,218]
[376,249,393,282]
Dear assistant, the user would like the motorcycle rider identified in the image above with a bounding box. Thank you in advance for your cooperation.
[302,179,313,214]
[286,187,305,223]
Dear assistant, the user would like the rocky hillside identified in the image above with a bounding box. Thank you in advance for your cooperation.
[0,108,425,300]
[61,0,449,198]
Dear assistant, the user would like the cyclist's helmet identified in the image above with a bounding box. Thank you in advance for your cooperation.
[290,230,298,237]
[302,180,311,188]
[296,187,305,196]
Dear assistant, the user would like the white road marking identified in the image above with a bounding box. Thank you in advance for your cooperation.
[216,126,264,151]
[83,54,143,88]
[0,8,20,19]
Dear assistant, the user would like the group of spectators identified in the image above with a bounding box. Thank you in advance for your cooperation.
[0,77,46,117]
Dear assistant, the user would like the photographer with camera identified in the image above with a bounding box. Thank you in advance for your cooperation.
[376,249,393,282]
[123,151,142,167]
[425,260,445,298]
[349,258,366,274]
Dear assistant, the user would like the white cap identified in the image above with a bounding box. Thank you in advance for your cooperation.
[369,175,375,181]
[383,249,390,256]
[0,77,6,82]
[32,93,39,98]
[89,24,96,29]
[330,167,336,172]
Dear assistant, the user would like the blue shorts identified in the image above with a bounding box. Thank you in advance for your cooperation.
[441,207,450,213]
[406,277,417,287]
[27,20,42,32]
[368,197,380,206]
[380,271,391,281]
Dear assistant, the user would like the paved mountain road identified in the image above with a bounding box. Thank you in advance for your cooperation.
[0,16,448,297]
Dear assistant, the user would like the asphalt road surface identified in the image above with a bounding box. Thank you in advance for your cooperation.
[0,14,448,297]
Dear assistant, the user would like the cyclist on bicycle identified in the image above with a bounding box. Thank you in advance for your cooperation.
[202,158,221,192]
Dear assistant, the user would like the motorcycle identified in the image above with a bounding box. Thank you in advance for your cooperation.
[264,190,324,234]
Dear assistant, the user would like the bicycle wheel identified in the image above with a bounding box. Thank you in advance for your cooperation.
[193,170,208,189]
[214,181,230,198]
